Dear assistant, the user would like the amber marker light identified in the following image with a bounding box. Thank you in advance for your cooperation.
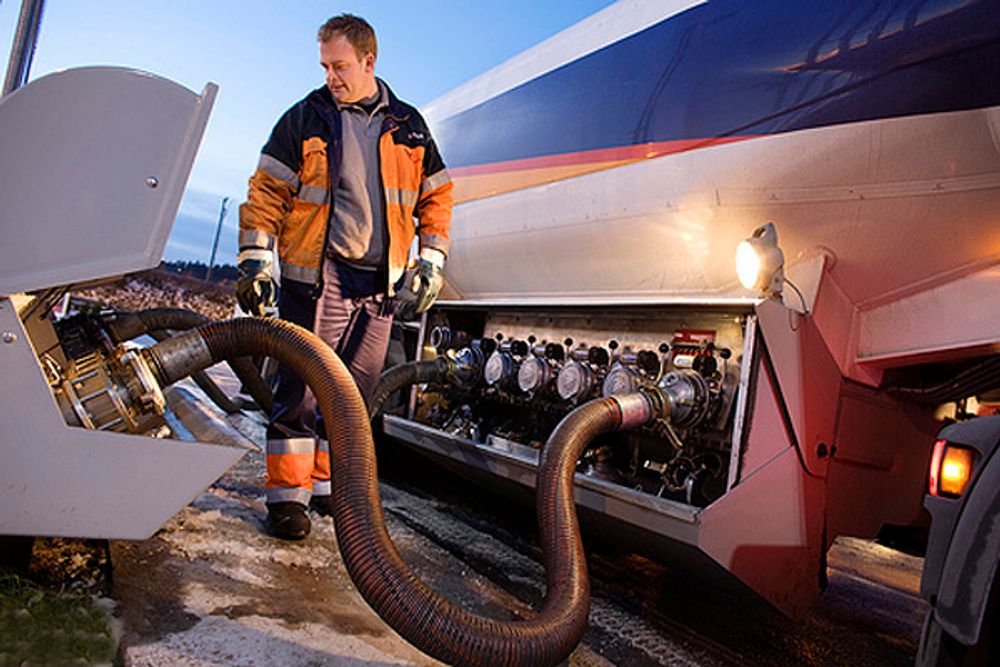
[929,439,976,497]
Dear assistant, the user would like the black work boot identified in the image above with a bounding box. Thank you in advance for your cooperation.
[265,502,311,540]
[308,494,334,518]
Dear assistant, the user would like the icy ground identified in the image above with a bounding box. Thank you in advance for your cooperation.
[113,477,446,666]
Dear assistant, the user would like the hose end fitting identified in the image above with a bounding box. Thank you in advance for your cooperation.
[442,346,485,390]
[612,391,656,429]
[142,330,214,387]
[640,385,671,421]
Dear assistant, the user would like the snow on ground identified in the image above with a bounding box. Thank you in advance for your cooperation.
[109,371,450,667]
[113,472,447,667]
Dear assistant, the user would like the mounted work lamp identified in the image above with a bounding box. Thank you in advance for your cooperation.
[736,223,784,298]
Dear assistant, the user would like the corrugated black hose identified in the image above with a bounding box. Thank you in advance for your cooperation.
[146,329,241,414]
[107,308,272,414]
[367,357,450,417]
[145,317,646,667]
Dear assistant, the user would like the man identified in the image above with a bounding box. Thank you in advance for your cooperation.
[237,14,453,540]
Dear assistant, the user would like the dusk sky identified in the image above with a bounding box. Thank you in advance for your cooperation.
[0,1,614,264]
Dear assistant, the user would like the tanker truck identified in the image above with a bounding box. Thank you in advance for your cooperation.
[3,2,998,665]
[376,1,1000,664]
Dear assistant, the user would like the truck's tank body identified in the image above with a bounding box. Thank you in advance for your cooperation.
[384,0,1000,617]
[425,0,1000,373]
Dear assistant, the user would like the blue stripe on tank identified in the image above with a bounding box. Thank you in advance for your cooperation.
[434,0,1000,169]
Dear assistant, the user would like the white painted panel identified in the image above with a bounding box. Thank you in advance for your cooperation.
[442,106,1000,314]
[0,67,217,296]
[857,264,1000,365]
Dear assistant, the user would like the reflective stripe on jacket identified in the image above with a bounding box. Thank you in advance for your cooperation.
[239,79,453,289]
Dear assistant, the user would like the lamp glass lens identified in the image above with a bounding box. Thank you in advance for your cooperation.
[736,241,762,290]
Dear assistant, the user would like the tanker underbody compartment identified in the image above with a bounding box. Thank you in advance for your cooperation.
[384,302,831,611]
[385,296,942,616]
[402,304,748,504]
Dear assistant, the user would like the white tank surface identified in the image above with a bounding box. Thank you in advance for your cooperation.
[425,0,1000,367]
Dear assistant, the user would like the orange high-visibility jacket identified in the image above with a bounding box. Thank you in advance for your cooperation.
[239,79,453,290]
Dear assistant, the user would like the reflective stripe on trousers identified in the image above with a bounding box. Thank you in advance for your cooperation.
[265,438,331,504]
[266,258,394,505]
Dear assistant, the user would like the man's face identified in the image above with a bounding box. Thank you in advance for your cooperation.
[320,34,376,104]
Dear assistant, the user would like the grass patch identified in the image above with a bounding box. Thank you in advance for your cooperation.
[0,570,117,666]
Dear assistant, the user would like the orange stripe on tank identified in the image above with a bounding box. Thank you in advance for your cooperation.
[451,135,757,203]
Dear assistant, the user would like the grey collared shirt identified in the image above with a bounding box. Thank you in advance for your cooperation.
[327,82,388,270]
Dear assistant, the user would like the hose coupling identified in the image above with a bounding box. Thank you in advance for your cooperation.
[640,385,671,421]
[612,391,657,429]
[442,345,486,390]
[142,330,214,387]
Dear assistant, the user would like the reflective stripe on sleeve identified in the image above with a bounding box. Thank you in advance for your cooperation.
[419,232,449,255]
[239,229,276,250]
[259,153,301,189]
[385,187,418,208]
[279,261,320,285]
[419,169,451,197]
[266,486,312,504]
[267,437,315,455]
[297,184,329,205]
[311,480,331,496]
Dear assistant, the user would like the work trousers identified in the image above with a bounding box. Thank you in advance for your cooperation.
[265,257,394,505]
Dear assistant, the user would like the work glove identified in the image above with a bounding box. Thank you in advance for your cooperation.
[395,250,444,321]
[236,256,277,317]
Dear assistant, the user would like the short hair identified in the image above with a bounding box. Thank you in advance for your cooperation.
[317,14,377,60]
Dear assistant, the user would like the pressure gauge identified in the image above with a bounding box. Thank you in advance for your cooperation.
[484,350,518,389]
[518,356,552,393]
[601,363,643,397]
[557,360,593,402]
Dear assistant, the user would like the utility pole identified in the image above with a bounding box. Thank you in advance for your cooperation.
[205,196,230,283]
[4,0,47,96]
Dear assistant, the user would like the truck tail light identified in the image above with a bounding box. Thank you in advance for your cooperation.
[929,439,976,498]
